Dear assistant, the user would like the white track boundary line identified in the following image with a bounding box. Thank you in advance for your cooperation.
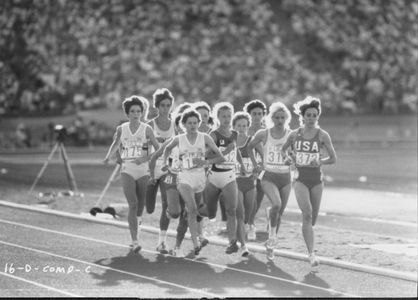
[0,240,219,298]
[285,208,417,228]
[0,271,81,297]
[0,218,354,297]
[283,220,416,244]
[0,200,416,282]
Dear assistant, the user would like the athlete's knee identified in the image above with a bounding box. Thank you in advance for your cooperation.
[169,210,181,219]
[302,211,313,223]
[270,204,280,216]
[225,206,237,218]
[187,205,198,216]
[128,201,138,212]
[311,214,318,226]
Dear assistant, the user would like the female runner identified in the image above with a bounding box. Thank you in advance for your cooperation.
[204,102,245,254]
[243,99,267,240]
[162,108,224,255]
[282,96,337,267]
[248,102,292,261]
[146,88,176,254]
[103,96,159,252]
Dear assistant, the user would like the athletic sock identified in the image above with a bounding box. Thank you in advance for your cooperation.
[268,225,275,240]
[158,230,167,245]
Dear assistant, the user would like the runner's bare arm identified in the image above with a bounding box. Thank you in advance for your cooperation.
[146,125,160,151]
[103,126,122,164]
[149,138,172,178]
[236,148,246,175]
[204,134,225,166]
[162,137,179,168]
[320,130,337,165]
[247,129,266,169]
[281,130,296,164]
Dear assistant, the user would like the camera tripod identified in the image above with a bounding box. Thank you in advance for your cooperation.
[29,140,79,194]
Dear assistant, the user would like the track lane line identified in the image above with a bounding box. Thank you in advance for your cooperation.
[0,218,354,297]
[0,239,219,298]
[0,271,82,297]
[0,200,416,282]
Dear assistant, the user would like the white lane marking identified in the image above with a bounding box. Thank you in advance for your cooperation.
[356,217,416,228]
[283,220,416,244]
[285,208,417,228]
[0,239,218,298]
[0,218,353,297]
[0,201,416,282]
[0,271,81,297]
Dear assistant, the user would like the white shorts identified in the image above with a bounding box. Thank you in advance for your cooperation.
[208,169,236,189]
[178,169,206,193]
[121,161,149,181]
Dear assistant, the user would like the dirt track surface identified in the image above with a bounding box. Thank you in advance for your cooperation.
[1,206,416,298]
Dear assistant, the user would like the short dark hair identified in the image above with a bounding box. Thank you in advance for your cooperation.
[122,96,146,115]
[153,88,174,108]
[181,108,201,126]
[243,99,267,115]
[232,111,251,127]
[173,102,192,119]
[194,101,211,113]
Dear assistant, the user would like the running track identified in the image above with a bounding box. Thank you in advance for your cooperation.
[0,206,416,298]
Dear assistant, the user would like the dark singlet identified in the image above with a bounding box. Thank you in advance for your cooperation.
[211,130,238,172]
[236,136,254,177]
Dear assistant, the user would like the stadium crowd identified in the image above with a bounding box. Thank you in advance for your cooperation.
[1,0,416,118]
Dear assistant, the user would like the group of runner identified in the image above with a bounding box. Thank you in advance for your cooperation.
[103,89,337,267]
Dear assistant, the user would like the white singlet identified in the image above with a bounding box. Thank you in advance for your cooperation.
[177,132,206,193]
[152,119,175,179]
[119,122,149,180]
[263,128,291,174]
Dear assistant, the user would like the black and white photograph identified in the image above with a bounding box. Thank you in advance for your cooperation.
[0,0,417,298]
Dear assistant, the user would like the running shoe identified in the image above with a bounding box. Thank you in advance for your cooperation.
[241,245,250,257]
[225,240,239,254]
[247,224,256,241]
[199,236,209,248]
[194,244,202,256]
[156,242,169,254]
[169,247,185,258]
[309,253,320,268]
[130,243,142,254]
[265,239,275,261]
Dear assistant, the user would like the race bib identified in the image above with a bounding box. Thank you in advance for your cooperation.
[180,152,204,170]
[218,146,236,169]
[265,145,285,166]
[164,174,173,185]
[121,145,144,161]
[237,157,254,174]
[295,152,320,167]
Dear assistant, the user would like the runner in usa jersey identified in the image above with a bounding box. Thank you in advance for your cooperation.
[103,95,160,254]
[247,101,292,261]
[282,96,337,268]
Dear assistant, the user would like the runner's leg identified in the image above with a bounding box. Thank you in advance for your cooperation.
[294,181,314,254]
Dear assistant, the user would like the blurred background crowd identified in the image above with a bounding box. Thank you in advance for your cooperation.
[0,0,416,148]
